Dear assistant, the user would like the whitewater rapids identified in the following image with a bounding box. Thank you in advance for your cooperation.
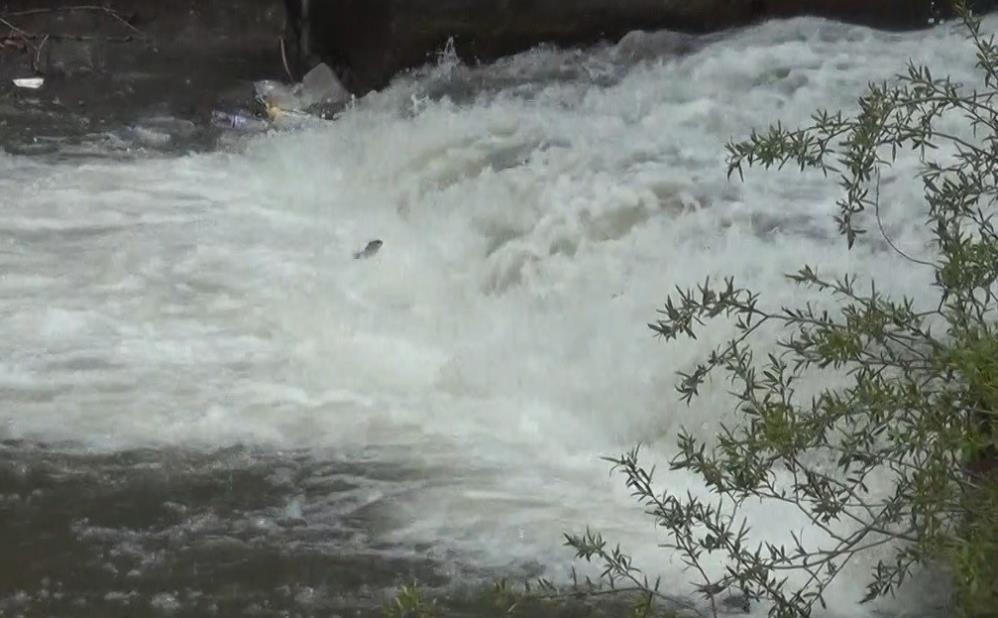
[1,14,984,617]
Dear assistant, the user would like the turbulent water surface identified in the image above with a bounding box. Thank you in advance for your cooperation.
[0,14,985,618]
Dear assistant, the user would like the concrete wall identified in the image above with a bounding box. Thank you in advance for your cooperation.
[284,0,960,94]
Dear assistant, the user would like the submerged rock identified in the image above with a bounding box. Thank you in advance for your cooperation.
[282,0,983,94]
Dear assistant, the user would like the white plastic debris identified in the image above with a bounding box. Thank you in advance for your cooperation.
[254,62,350,117]
[12,77,44,89]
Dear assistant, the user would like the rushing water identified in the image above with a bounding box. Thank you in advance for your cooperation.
[0,14,986,618]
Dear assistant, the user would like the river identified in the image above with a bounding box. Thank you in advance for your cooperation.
[0,13,983,618]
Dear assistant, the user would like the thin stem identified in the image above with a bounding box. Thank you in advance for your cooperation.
[873,170,935,267]
[2,5,145,37]
[33,33,49,71]
[0,15,32,38]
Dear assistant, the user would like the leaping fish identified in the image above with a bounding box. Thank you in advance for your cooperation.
[353,239,383,259]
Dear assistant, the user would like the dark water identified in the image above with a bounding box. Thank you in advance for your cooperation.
[0,443,650,618]
[0,443,463,617]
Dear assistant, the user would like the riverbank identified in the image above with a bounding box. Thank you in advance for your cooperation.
[0,0,284,154]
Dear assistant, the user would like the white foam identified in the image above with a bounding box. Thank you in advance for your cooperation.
[0,14,983,615]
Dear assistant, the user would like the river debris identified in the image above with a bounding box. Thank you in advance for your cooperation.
[254,62,350,120]
[353,240,383,260]
[12,76,43,89]
[210,110,269,132]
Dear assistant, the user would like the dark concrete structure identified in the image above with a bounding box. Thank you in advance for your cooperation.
[282,0,965,94]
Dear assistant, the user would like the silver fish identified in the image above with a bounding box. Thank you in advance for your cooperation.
[353,239,383,259]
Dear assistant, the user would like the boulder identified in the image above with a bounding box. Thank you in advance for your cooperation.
[282,0,972,94]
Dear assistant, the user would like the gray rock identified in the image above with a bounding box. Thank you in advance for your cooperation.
[254,62,350,113]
